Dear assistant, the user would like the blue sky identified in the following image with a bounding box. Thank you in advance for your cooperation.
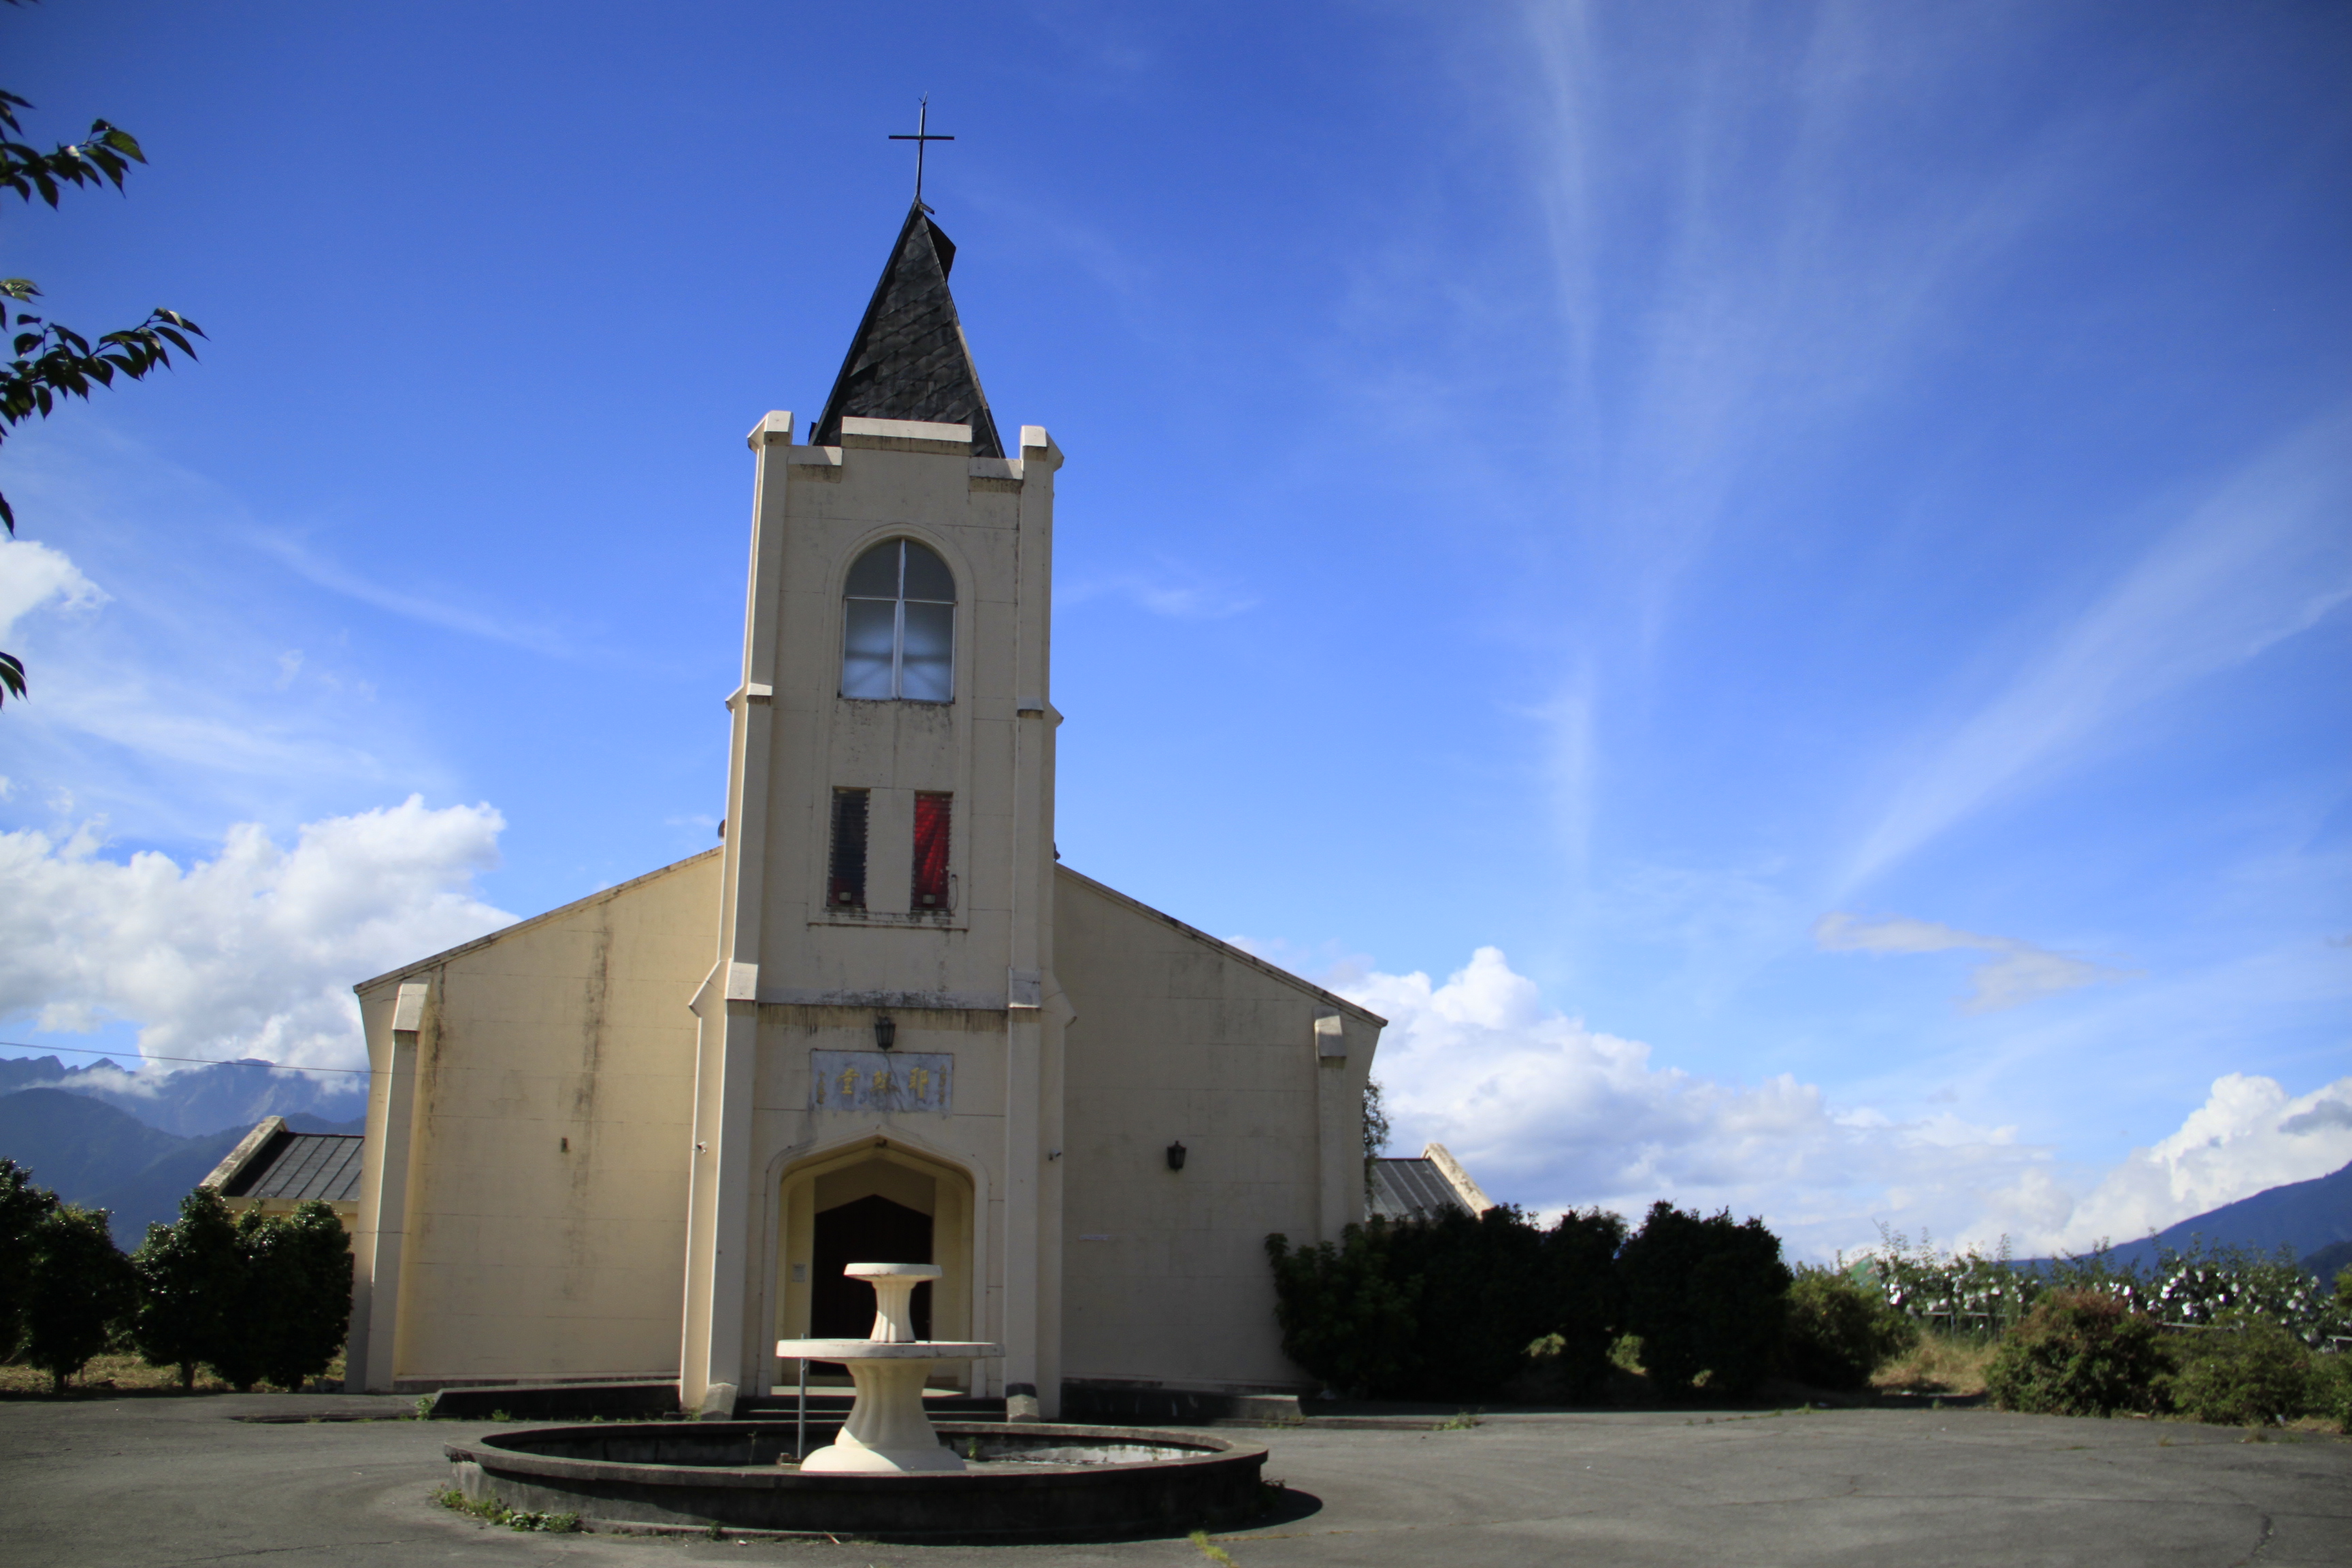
[2,1,2346,1258]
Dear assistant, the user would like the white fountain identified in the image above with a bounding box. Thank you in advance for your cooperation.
[774,1262,1004,1473]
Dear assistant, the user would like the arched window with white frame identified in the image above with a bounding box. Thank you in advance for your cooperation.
[840,538,956,702]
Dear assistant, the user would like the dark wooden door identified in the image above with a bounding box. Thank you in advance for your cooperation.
[810,1194,934,1343]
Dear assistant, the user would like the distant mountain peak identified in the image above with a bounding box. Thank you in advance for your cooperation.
[0,1053,365,1137]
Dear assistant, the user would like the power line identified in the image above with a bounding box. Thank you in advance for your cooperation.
[0,1040,370,1076]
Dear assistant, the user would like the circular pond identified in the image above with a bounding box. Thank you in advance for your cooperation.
[442,1420,1269,1543]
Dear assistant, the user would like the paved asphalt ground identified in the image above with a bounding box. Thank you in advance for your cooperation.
[4,1392,2347,1567]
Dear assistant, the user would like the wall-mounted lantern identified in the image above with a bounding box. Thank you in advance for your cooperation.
[1165,1141,1187,1172]
[874,1015,897,1051]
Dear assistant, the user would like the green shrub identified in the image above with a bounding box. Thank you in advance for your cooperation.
[1781,1266,1916,1390]
[130,1189,243,1391]
[2305,1352,2351,1435]
[0,1158,60,1361]
[1618,1202,1791,1399]
[22,1203,136,1393]
[1536,1208,1627,1401]
[2168,1318,2314,1427]
[209,1201,355,1392]
[1986,1289,2172,1417]
[1870,1228,2033,1338]
[1379,1206,1557,1400]
[1268,1205,1631,1402]
[254,1200,354,1392]
[1264,1224,1417,1396]
[2149,1241,2342,1347]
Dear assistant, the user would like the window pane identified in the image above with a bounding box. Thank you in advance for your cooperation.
[912,794,951,909]
[828,789,868,909]
[901,541,956,603]
[845,540,900,600]
[900,602,953,702]
[840,600,897,698]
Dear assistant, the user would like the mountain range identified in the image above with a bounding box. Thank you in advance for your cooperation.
[0,1056,363,1245]
[2053,1159,2352,1281]
[0,1054,364,1135]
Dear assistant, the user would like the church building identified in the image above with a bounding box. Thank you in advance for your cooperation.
[342,201,1386,1418]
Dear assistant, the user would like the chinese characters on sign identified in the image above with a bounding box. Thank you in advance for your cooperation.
[809,1050,953,1115]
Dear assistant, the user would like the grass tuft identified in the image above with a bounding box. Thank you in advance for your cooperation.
[1872,1329,1999,1397]
[0,1352,347,1399]
[431,1486,579,1533]
[1188,1527,1239,1566]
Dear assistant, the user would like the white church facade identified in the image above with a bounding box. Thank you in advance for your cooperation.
[342,203,1385,1417]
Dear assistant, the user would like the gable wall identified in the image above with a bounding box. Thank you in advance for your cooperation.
[360,851,719,1385]
[1053,868,1379,1393]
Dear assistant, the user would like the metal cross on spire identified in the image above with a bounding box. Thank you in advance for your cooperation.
[888,95,955,210]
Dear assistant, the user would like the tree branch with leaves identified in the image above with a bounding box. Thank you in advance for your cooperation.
[0,72,204,709]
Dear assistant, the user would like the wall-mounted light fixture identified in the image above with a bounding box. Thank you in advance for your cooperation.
[874,1015,897,1051]
[1165,1141,1187,1172]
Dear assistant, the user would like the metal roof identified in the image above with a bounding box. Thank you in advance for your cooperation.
[1369,1157,1479,1222]
[811,201,1004,457]
[219,1129,365,1203]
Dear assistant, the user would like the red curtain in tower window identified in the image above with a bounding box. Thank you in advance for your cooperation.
[912,794,952,909]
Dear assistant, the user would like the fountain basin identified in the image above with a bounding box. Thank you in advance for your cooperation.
[775,1263,1005,1473]
[771,1337,1000,1473]
[443,1420,1269,1542]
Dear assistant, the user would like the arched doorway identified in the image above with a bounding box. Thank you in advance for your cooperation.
[810,1194,932,1340]
[774,1141,977,1389]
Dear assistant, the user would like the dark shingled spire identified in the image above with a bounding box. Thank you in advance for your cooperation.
[811,201,1004,458]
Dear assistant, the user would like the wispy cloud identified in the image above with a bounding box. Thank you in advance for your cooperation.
[1530,663,1597,876]
[1814,911,2139,1014]
[250,532,576,657]
[0,429,457,834]
[1513,0,2082,648]
[1841,408,2352,889]
[1059,565,1256,620]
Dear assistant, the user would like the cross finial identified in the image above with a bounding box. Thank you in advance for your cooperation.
[888,95,955,211]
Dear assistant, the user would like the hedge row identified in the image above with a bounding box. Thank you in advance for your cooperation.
[0,1158,351,1394]
[1264,1200,1885,1401]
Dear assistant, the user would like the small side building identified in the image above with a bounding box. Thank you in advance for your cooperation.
[1369,1143,1494,1223]
[201,1117,365,1229]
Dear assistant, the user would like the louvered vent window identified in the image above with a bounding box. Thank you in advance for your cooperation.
[828,789,868,909]
[841,539,956,702]
[913,794,951,910]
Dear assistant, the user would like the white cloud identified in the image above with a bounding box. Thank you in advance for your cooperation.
[0,537,108,642]
[1337,945,2053,1258]
[1333,945,2352,1262]
[1814,911,2138,1013]
[0,796,516,1071]
[2021,1075,2352,1254]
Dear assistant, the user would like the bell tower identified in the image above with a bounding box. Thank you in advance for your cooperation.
[680,201,1068,1416]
